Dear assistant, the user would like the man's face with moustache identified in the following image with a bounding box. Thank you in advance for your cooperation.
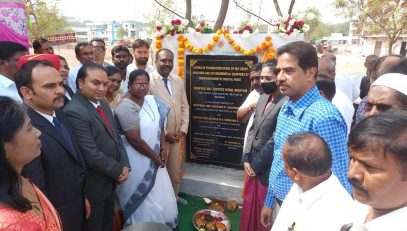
[348,146,407,210]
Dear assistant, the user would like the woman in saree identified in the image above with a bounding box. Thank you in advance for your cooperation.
[0,96,62,230]
[105,66,123,111]
[115,69,178,229]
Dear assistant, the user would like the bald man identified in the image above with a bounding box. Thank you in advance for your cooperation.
[271,132,353,231]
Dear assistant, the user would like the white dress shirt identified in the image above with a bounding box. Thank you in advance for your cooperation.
[34,110,56,125]
[238,90,260,150]
[67,64,83,93]
[126,63,154,78]
[158,73,173,97]
[349,204,407,231]
[89,100,100,109]
[332,89,354,134]
[0,74,22,102]
[271,174,354,231]
[120,64,154,94]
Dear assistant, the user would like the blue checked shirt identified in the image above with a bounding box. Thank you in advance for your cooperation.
[264,86,352,208]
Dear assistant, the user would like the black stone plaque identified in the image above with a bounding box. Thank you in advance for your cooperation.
[186,55,257,168]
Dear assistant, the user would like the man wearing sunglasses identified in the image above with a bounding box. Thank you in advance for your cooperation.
[365,73,407,117]
[355,55,407,124]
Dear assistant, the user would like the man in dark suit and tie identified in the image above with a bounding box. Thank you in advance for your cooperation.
[240,61,288,231]
[64,63,130,231]
[16,59,88,230]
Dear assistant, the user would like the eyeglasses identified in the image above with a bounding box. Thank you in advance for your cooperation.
[250,76,260,82]
[364,102,393,113]
[135,83,150,88]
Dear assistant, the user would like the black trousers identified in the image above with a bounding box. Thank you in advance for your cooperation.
[84,192,114,231]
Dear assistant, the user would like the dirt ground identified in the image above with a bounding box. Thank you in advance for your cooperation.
[49,45,367,78]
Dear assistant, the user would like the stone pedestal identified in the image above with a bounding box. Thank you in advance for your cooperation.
[180,162,244,204]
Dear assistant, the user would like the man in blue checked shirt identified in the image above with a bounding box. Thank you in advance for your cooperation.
[260,41,352,227]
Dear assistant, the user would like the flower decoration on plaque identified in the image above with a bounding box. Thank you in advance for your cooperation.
[155,18,189,37]
[195,21,213,34]
[233,22,254,34]
[273,17,309,37]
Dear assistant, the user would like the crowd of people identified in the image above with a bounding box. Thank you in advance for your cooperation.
[0,38,189,230]
[1,36,407,231]
[238,41,407,231]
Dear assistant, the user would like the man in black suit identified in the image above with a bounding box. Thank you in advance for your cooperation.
[64,63,130,231]
[16,59,88,230]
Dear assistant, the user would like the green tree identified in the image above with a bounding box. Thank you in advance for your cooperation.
[116,26,128,39]
[27,0,72,38]
[335,0,407,54]
[334,22,350,36]
[297,7,322,42]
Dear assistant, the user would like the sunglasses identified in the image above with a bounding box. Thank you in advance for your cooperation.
[364,102,393,113]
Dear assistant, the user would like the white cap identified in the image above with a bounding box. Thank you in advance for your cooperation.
[372,73,407,96]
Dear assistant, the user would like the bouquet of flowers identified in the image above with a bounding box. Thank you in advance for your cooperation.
[155,18,189,37]
[273,17,309,36]
[195,21,213,33]
[233,23,254,34]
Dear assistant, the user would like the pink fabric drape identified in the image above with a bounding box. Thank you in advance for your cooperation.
[0,1,29,48]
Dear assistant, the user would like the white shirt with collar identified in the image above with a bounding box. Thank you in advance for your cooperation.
[34,109,56,125]
[121,63,155,95]
[88,100,100,109]
[0,74,22,102]
[67,63,83,94]
[271,174,354,231]
[349,204,407,231]
[126,63,154,78]
[159,75,172,97]
[239,89,261,150]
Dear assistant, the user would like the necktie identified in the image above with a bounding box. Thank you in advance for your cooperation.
[96,105,112,131]
[163,78,171,95]
[53,116,76,155]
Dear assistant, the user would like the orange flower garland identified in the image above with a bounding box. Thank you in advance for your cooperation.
[154,29,276,77]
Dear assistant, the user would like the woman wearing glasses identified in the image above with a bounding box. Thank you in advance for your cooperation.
[114,70,178,229]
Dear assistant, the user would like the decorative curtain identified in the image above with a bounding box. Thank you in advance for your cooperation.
[0,0,29,48]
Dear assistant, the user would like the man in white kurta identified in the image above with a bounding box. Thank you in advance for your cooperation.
[271,174,354,231]
[271,132,353,231]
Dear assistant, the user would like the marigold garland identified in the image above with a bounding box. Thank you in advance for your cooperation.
[155,29,276,77]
